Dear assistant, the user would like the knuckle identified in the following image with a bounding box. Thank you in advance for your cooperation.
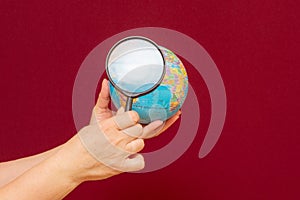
[125,145,134,153]
[140,139,145,147]
[129,111,140,122]
[110,135,125,147]
[135,124,143,135]
[137,139,145,151]
[136,123,143,130]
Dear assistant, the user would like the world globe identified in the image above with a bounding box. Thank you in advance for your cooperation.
[109,46,188,124]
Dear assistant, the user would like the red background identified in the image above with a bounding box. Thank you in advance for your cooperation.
[0,0,299,199]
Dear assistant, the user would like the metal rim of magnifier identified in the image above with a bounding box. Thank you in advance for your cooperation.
[105,36,166,98]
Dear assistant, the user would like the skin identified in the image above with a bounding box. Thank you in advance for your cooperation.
[0,79,181,199]
[0,145,63,188]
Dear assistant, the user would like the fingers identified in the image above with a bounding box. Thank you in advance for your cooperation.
[96,79,110,110]
[116,107,125,115]
[125,138,145,153]
[138,110,182,139]
[78,124,145,172]
[113,111,140,129]
[123,124,143,138]
[140,120,164,139]
[122,154,145,172]
[81,109,181,173]
[100,110,139,130]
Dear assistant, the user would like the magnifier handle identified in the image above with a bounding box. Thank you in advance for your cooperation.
[125,97,133,111]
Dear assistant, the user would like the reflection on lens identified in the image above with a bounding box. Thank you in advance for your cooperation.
[107,37,165,96]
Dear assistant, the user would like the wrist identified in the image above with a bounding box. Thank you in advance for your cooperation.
[48,136,97,185]
[51,134,117,184]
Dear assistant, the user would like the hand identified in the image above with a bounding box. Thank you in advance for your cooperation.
[91,79,181,139]
[58,109,145,184]
[81,109,145,171]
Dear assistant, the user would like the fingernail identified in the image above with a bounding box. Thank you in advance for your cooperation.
[150,120,164,130]
[155,120,164,126]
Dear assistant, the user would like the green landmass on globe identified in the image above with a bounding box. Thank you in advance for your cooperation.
[109,46,188,124]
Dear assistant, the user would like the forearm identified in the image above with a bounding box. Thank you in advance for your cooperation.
[0,109,148,199]
[0,138,81,200]
[0,135,104,200]
[0,145,62,188]
[0,150,79,200]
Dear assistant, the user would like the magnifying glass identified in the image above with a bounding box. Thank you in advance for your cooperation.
[106,36,166,111]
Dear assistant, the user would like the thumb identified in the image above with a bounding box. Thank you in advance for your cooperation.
[96,79,110,110]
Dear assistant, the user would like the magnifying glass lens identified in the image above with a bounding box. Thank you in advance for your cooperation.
[106,37,165,111]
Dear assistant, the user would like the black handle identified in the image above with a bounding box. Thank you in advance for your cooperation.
[125,97,133,111]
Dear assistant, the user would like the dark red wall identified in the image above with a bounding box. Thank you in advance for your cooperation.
[0,0,299,199]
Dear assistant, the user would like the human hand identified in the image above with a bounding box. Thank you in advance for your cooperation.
[25,80,181,189]
[57,109,145,184]
[91,79,181,139]
[80,109,145,170]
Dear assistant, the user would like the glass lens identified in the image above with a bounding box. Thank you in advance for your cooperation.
[107,38,164,94]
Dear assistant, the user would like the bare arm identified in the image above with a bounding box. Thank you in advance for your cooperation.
[0,145,62,188]
[0,79,180,199]
[0,111,144,200]
[0,136,91,200]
